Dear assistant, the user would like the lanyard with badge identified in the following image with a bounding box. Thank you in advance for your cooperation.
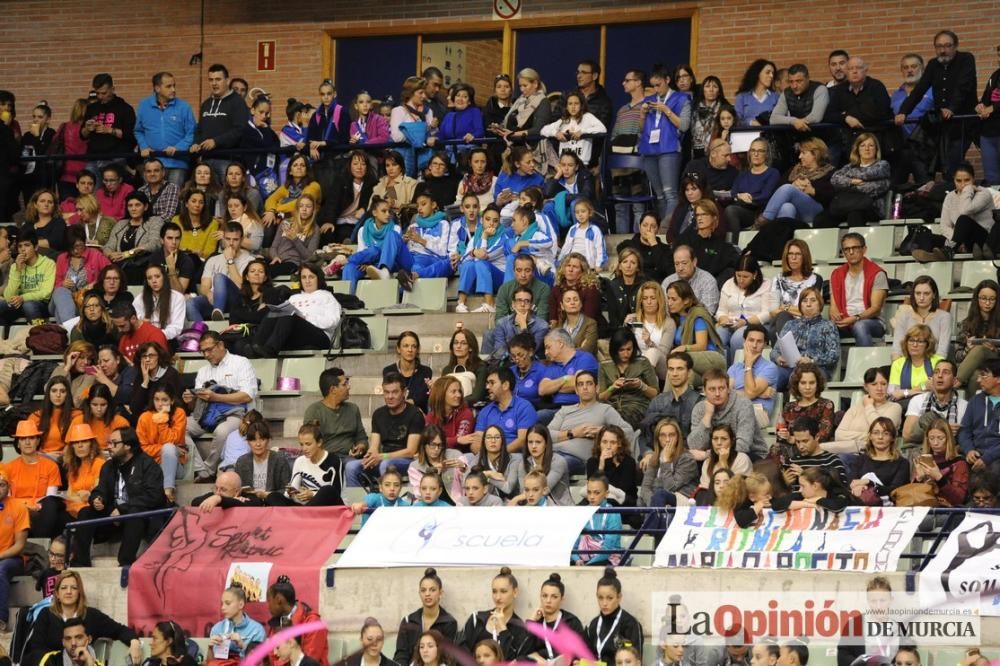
[542,611,562,658]
[649,94,667,145]
[594,608,622,657]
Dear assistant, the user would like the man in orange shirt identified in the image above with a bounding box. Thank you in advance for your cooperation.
[6,420,62,538]
[0,469,30,631]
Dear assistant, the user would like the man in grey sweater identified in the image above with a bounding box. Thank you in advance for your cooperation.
[549,370,636,474]
[688,368,768,460]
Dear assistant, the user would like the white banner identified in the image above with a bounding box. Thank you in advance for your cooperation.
[919,512,1000,616]
[655,505,928,572]
[336,506,599,568]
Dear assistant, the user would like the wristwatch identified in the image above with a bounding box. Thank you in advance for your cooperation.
[226,259,235,265]
[567,429,574,440]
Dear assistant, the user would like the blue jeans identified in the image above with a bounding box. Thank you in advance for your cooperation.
[161,443,182,490]
[980,135,1000,186]
[715,325,750,366]
[345,457,411,487]
[0,298,48,324]
[50,287,79,324]
[166,168,189,188]
[763,183,824,224]
[556,451,587,476]
[186,273,238,321]
[343,230,405,293]
[458,259,504,296]
[839,318,885,347]
[0,557,24,623]
[642,152,681,221]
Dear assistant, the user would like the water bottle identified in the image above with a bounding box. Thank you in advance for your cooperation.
[892,194,903,219]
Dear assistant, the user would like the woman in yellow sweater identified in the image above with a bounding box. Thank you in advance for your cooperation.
[263,153,322,224]
[175,188,220,260]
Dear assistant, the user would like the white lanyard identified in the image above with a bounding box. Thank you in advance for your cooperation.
[654,95,667,128]
[594,608,622,657]
[358,116,367,135]
[543,611,562,658]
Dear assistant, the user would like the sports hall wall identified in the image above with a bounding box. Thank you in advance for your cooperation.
[2,0,998,126]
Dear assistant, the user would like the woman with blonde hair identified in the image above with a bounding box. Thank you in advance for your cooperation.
[493,68,552,171]
[888,323,942,403]
[913,417,970,506]
[71,193,116,247]
[547,252,602,330]
[269,192,320,276]
[850,418,909,506]
[56,98,91,198]
[625,280,674,380]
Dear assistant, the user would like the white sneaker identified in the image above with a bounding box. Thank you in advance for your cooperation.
[365,265,390,280]
[472,303,496,313]
[455,303,469,313]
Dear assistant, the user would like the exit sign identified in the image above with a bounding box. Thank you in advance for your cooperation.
[257,41,276,71]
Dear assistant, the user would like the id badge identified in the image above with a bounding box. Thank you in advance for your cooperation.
[266,154,276,169]
[649,128,661,144]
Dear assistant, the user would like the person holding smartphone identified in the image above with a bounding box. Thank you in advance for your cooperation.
[50,341,98,407]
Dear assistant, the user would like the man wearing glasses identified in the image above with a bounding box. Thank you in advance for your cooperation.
[183,331,257,482]
[828,232,888,347]
[0,470,28,632]
[490,286,549,354]
[958,359,1000,477]
[73,427,165,568]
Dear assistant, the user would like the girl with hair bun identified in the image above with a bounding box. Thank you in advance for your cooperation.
[346,617,394,666]
[584,567,644,664]
[461,567,531,659]
[208,583,267,660]
[393,568,459,665]
[527,573,586,661]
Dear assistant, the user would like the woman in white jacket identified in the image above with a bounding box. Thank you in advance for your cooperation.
[540,91,607,166]
[248,262,342,357]
[134,264,186,340]
[624,281,675,381]
[715,253,773,364]
[915,163,996,261]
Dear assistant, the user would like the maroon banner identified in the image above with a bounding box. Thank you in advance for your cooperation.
[128,507,354,636]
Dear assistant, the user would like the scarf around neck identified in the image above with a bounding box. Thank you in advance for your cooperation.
[414,210,446,232]
[362,218,392,248]
[462,170,495,195]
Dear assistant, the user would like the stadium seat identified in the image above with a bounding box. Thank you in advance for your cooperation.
[831,346,893,387]
[366,315,388,352]
[279,357,327,392]
[900,261,954,292]
[400,277,448,313]
[954,260,997,293]
[331,280,351,294]
[356,279,399,311]
[738,229,758,249]
[251,358,279,391]
[793,228,841,262]
[854,225,894,260]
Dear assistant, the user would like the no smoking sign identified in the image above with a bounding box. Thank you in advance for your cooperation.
[493,0,521,20]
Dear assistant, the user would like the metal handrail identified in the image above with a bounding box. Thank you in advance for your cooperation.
[61,507,177,560]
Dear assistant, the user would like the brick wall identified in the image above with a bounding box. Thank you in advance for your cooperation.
[0,0,997,133]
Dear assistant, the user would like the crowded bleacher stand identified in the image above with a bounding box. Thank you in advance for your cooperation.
[0,26,998,665]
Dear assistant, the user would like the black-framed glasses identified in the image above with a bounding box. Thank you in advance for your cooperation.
[199,343,218,355]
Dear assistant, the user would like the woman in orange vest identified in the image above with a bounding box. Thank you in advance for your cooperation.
[136,386,187,504]
[62,423,105,519]
[6,420,62,537]
[74,384,129,451]
[28,377,81,457]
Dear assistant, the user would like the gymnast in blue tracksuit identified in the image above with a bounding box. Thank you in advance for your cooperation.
[457,204,508,308]
[401,191,458,278]
[503,204,556,283]
[343,196,404,293]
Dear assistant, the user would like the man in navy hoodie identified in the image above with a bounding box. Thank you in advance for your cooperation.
[190,63,249,181]
[958,358,1000,476]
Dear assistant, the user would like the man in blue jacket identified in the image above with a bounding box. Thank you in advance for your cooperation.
[958,358,1000,476]
[134,72,196,187]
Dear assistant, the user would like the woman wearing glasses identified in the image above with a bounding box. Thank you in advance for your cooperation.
[723,138,780,238]
[888,324,943,406]
[50,226,111,324]
[957,280,1000,391]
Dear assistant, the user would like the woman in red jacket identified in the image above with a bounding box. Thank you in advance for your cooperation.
[266,575,328,666]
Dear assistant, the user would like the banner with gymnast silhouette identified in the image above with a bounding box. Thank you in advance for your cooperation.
[920,512,1000,616]
[654,505,928,572]
[127,507,354,636]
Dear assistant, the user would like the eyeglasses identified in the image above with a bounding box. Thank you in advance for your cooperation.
[908,338,929,344]
[748,148,767,154]
[48,551,66,560]
[141,352,159,359]
[978,295,997,303]
[842,245,865,253]
[108,438,124,446]
[494,74,511,82]
[513,297,532,304]
[199,343,218,355]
